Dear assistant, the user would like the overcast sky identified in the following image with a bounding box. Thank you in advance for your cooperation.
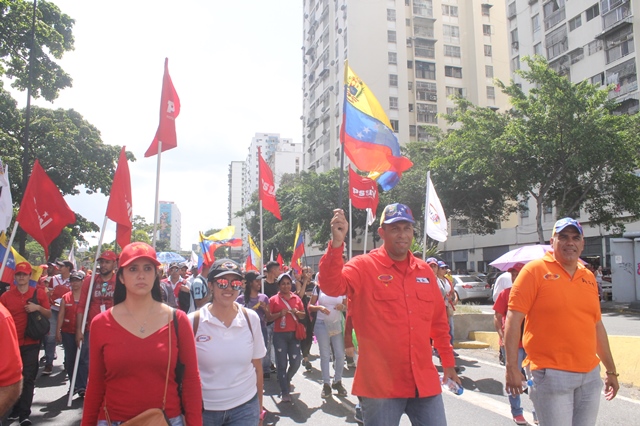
[23,1,303,250]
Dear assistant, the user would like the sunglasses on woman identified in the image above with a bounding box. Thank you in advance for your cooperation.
[216,278,244,291]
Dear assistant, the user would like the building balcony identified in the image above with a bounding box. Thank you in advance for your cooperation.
[596,3,633,38]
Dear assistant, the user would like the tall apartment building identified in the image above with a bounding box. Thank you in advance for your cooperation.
[302,0,511,173]
[508,0,638,114]
[158,201,182,251]
[438,0,639,273]
[227,161,246,261]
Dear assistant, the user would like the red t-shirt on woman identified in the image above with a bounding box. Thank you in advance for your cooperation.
[60,292,79,334]
[81,308,202,425]
[269,293,304,333]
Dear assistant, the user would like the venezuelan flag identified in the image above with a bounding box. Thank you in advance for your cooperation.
[290,224,304,273]
[340,63,412,190]
[0,232,43,286]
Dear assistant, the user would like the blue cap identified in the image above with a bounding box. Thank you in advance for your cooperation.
[380,203,415,225]
[426,257,438,265]
[552,217,583,237]
[437,261,449,269]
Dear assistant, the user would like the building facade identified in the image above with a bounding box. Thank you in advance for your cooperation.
[227,161,246,261]
[158,201,182,251]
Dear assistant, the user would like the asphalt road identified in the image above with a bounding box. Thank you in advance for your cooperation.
[6,336,640,426]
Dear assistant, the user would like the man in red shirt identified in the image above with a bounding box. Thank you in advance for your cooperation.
[42,259,73,375]
[319,203,459,426]
[0,301,23,419]
[75,250,117,395]
[0,262,51,426]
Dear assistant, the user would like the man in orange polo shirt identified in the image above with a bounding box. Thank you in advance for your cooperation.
[319,203,459,426]
[504,218,619,425]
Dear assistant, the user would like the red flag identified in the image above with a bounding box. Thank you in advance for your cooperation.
[145,58,181,157]
[16,160,76,257]
[276,253,284,271]
[258,151,281,220]
[349,167,379,212]
[245,256,258,272]
[106,147,133,249]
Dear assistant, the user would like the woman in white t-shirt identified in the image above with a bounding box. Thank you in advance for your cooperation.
[190,259,267,426]
[309,286,348,399]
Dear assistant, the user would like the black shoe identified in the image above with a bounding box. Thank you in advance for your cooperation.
[7,414,19,422]
[263,372,270,379]
[332,381,348,396]
[321,383,332,398]
[355,405,364,424]
[20,419,33,426]
[303,360,312,371]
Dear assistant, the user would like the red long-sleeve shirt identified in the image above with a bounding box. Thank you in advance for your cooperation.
[81,309,202,425]
[318,243,454,398]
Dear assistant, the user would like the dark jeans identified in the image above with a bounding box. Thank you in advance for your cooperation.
[60,331,87,391]
[11,344,39,421]
[272,331,301,396]
[75,330,90,391]
[44,310,59,366]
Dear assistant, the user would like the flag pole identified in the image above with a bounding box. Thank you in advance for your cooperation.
[0,222,20,280]
[151,141,162,249]
[422,171,431,260]
[363,210,369,255]
[336,60,349,211]
[348,199,352,259]
[68,215,108,407]
[259,201,264,294]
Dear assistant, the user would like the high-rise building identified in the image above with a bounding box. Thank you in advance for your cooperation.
[302,0,511,173]
[228,161,246,261]
[158,201,182,251]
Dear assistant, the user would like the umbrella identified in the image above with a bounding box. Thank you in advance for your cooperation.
[489,245,552,271]
[156,252,186,264]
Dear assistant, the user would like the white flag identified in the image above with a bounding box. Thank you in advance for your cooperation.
[0,159,12,233]
[68,246,77,270]
[188,250,198,269]
[366,208,376,226]
[424,171,448,242]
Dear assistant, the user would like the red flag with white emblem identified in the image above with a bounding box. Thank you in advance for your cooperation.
[106,147,133,249]
[16,160,76,257]
[145,58,181,157]
[258,151,281,220]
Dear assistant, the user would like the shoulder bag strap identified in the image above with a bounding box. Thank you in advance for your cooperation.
[240,306,254,339]
[280,297,299,323]
[163,311,172,410]
[31,289,39,304]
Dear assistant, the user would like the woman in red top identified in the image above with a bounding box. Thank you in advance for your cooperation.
[267,273,305,403]
[81,242,202,426]
[56,271,84,396]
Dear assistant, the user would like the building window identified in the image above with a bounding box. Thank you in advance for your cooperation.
[546,26,568,60]
[532,14,540,37]
[587,39,603,56]
[409,125,416,137]
[389,74,398,87]
[388,30,397,43]
[390,119,399,132]
[442,4,458,16]
[417,103,438,123]
[416,81,438,101]
[590,72,604,86]
[408,81,413,90]
[605,26,634,64]
[486,65,494,78]
[534,43,543,56]
[445,66,463,78]
[407,60,413,69]
[446,86,464,97]
[487,86,496,99]
[409,103,414,112]
[387,9,396,21]
[389,97,399,109]
[406,18,411,26]
[543,0,566,31]
[388,52,397,64]
[511,56,520,70]
[586,3,599,21]
[443,25,460,43]
[484,45,492,57]
[569,15,582,31]
[416,61,436,80]
[481,4,491,16]
[483,25,492,36]
[507,2,516,18]
[446,107,455,115]
[444,45,461,57]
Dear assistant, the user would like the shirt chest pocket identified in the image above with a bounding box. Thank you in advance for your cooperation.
[415,286,435,320]
[372,291,399,316]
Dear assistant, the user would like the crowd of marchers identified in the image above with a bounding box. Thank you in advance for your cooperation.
[0,205,619,426]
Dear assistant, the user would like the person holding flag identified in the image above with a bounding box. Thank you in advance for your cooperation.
[1,262,51,426]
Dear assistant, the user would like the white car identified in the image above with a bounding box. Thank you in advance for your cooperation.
[452,275,492,303]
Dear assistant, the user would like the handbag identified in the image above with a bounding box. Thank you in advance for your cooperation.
[25,290,50,340]
[280,296,306,340]
[104,312,173,426]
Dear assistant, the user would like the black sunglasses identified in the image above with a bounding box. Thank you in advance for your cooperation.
[216,278,243,291]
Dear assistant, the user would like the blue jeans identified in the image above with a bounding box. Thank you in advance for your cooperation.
[272,331,301,395]
[314,320,345,384]
[265,323,274,369]
[261,324,269,371]
[448,315,454,346]
[75,330,90,391]
[44,310,59,365]
[530,365,602,426]
[203,393,259,426]
[506,347,531,417]
[361,394,446,426]
[98,416,183,426]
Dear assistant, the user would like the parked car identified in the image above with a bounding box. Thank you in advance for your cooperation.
[601,275,612,301]
[452,275,492,303]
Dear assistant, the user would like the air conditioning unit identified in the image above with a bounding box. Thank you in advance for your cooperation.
[427,93,437,101]
[512,41,519,49]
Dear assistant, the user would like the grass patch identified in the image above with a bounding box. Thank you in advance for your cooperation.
[455,305,483,314]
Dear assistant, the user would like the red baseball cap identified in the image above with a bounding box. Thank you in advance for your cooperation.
[118,242,161,268]
[98,250,118,261]
[15,262,32,275]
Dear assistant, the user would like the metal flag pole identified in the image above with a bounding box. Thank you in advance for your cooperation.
[363,209,369,255]
[422,171,431,260]
[151,141,162,249]
[67,215,108,407]
[348,199,352,259]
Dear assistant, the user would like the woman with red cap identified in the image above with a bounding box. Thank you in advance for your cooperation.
[81,242,202,426]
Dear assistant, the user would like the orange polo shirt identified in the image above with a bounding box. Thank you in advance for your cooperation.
[509,251,601,373]
[318,243,453,398]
